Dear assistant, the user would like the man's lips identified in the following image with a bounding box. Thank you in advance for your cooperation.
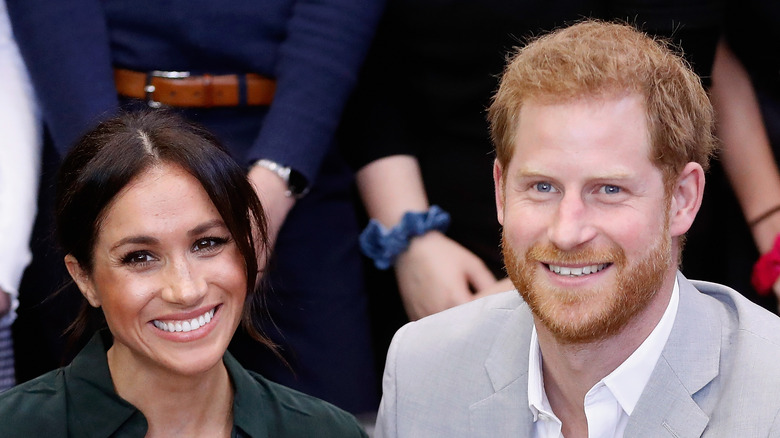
[544,263,611,277]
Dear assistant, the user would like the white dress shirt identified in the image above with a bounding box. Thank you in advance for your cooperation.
[528,279,680,438]
[0,0,41,327]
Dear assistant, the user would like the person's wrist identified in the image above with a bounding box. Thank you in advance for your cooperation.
[247,165,296,249]
[752,234,780,295]
[251,159,309,199]
[396,230,443,264]
[359,205,450,270]
[750,211,780,254]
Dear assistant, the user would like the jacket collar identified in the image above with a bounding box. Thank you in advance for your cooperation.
[66,330,148,437]
[66,330,276,437]
[469,272,720,437]
[469,299,535,437]
[624,272,720,437]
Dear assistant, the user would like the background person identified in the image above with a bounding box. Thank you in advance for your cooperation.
[0,0,41,392]
[708,1,780,313]
[0,111,367,437]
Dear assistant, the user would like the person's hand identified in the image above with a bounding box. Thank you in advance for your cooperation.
[394,231,497,320]
[0,288,10,317]
[247,165,297,250]
[473,277,515,299]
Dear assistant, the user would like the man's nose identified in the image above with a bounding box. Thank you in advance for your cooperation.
[547,193,596,251]
[161,257,207,305]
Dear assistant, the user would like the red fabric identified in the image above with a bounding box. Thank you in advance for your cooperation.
[752,235,780,295]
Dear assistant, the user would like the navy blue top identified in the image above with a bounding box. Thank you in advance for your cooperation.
[7,0,385,183]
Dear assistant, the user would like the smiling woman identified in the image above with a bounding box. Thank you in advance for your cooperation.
[0,111,367,437]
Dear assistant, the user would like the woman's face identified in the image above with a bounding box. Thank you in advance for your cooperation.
[66,163,247,377]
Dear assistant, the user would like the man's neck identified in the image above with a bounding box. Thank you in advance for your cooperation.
[535,274,675,436]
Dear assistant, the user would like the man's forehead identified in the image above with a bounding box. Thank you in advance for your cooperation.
[514,95,649,143]
[504,94,658,176]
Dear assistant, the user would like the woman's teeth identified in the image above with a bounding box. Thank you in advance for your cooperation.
[153,308,215,333]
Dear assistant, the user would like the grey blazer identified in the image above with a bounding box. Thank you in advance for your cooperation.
[376,272,780,437]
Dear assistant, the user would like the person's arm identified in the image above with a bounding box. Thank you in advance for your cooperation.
[0,0,42,324]
[711,38,780,298]
[6,0,118,157]
[246,0,385,246]
[357,155,499,320]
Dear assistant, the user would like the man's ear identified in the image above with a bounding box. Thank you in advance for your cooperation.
[494,159,505,225]
[669,162,705,237]
[64,254,101,308]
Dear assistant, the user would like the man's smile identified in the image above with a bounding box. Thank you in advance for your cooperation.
[545,263,611,277]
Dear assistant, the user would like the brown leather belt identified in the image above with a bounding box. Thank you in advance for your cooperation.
[113,68,275,108]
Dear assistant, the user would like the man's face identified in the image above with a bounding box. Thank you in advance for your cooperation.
[495,94,676,344]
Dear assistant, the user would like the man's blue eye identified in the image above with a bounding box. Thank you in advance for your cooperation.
[603,185,621,194]
[535,182,553,192]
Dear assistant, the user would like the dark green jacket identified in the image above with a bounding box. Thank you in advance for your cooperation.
[0,331,367,437]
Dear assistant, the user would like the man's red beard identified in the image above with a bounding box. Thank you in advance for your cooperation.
[503,229,672,344]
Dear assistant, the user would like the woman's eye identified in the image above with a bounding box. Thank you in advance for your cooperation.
[534,182,555,193]
[601,185,621,195]
[121,251,155,265]
[193,237,229,253]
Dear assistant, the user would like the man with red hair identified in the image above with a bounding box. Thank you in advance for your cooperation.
[376,20,780,437]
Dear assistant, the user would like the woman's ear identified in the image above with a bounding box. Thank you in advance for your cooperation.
[64,254,101,308]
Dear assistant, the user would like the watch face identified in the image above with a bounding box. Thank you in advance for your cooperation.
[288,169,310,197]
[254,159,309,198]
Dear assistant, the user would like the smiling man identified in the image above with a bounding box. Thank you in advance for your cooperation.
[375,21,780,438]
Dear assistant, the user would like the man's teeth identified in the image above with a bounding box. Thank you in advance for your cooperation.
[548,263,608,277]
[153,308,215,333]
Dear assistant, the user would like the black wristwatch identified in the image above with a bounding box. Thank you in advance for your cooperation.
[253,159,310,199]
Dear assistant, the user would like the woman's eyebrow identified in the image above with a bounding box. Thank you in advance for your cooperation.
[111,235,158,251]
[188,219,227,237]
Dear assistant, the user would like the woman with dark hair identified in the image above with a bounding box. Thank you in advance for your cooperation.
[0,111,367,437]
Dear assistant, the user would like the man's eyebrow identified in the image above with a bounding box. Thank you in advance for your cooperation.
[514,168,547,178]
[514,167,632,180]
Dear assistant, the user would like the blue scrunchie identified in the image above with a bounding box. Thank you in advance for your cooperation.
[359,205,451,270]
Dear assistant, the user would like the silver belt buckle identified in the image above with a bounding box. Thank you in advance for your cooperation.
[144,70,191,108]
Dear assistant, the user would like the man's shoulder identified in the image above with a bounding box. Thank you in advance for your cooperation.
[689,278,780,343]
[388,290,531,377]
[669,278,780,432]
[378,290,533,436]
[682,277,780,381]
[401,290,528,346]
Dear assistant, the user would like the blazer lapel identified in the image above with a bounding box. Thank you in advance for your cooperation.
[625,273,720,437]
[469,303,535,437]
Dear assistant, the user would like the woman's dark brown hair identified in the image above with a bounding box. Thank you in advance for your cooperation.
[56,110,274,351]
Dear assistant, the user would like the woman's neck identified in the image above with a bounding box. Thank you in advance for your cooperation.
[107,346,235,437]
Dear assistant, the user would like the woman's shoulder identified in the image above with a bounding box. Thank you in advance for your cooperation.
[249,371,367,436]
[0,369,68,436]
[226,354,367,437]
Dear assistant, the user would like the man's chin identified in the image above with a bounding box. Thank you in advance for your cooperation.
[527,291,625,344]
[547,317,627,345]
